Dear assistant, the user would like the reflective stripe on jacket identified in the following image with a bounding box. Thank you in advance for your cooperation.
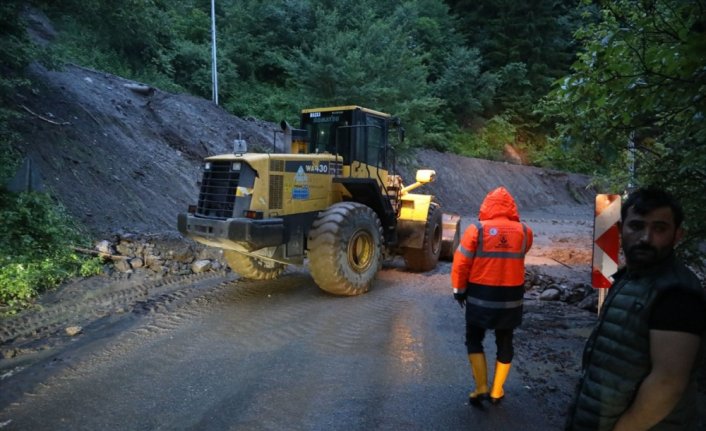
[451,187,533,293]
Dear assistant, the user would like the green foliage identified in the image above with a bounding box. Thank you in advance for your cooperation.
[170,39,211,96]
[0,191,103,313]
[545,0,706,267]
[432,47,498,122]
[447,0,582,115]
[36,0,516,150]
[278,1,445,148]
[0,0,34,200]
[26,0,595,163]
[446,0,585,157]
[49,0,178,70]
[0,4,105,313]
[221,0,313,82]
[0,1,34,181]
[530,134,602,174]
[451,114,516,160]
[494,63,533,117]
[223,80,300,124]
[0,1,33,94]
[29,0,588,160]
[40,0,199,94]
[0,141,20,184]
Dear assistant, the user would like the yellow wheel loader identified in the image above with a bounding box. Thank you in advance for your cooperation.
[178,106,460,295]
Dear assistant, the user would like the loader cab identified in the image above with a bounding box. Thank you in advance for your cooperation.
[300,106,397,171]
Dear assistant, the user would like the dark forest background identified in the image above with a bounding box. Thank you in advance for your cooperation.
[2,1,704,179]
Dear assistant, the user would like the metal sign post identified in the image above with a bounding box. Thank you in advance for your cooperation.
[211,0,218,105]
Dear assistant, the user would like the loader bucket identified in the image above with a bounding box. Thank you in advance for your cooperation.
[440,213,461,261]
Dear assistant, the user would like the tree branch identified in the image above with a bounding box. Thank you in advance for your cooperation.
[20,104,71,126]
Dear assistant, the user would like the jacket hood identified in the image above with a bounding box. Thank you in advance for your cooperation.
[478,187,520,221]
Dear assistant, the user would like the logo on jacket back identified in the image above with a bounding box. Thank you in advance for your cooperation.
[496,233,512,249]
[488,227,512,249]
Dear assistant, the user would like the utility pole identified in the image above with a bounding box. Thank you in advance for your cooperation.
[211,0,218,105]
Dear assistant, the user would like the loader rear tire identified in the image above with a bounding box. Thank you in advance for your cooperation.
[224,250,285,280]
[308,202,383,296]
[403,203,442,272]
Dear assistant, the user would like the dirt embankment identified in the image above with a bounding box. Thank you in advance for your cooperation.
[12,63,276,236]
[399,150,595,218]
[11,63,595,240]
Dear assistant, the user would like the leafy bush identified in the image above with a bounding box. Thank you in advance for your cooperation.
[0,190,103,313]
[530,134,600,175]
[543,0,706,269]
[451,115,517,161]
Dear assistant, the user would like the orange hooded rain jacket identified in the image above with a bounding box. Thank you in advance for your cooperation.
[451,187,533,328]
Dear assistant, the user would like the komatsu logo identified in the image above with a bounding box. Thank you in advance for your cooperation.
[304,161,329,174]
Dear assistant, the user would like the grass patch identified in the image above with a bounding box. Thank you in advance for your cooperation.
[0,189,103,315]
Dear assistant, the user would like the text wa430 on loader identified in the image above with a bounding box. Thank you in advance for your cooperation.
[178,106,460,295]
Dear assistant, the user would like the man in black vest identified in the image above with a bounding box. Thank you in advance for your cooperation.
[566,187,706,430]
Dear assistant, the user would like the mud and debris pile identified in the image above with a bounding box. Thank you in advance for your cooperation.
[525,268,597,312]
[90,234,599,311]
[91,234,224,277]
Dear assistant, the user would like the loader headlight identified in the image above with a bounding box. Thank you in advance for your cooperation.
[232,162,241,171]
[415,169,436,183]
[204,162,212,170]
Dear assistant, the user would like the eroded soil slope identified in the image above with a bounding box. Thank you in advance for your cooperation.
[11,63,594,238]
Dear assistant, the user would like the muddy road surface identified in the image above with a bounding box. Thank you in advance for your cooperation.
[0,215,597,431]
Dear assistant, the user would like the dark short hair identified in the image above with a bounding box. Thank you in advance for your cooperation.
[621,187,684,228]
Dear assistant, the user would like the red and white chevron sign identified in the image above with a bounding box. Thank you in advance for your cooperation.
[592,194,621,288]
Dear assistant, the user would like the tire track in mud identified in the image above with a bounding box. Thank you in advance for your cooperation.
[1,259,421,356]
[197,274,410,353]
[2,269,412,391]
[136,265,412,356]
[0,266,450,430]
[0,266,416,408]
[0,271,231,345]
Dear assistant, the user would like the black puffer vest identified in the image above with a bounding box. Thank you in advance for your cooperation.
[567,255,705,431]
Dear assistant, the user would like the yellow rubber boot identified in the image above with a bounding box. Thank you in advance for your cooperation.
[467,353,489,406]
[490,361,511,405]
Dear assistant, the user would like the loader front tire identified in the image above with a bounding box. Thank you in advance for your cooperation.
[224,250,285,280]
[308,202,383,296]
[403,203,442,272]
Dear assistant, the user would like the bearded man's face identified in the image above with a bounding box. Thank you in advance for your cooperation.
[621,206,683,269]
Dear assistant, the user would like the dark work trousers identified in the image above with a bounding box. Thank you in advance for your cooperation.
[465,323,514,363]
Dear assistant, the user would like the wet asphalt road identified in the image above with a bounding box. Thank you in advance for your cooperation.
[0,262,575,430]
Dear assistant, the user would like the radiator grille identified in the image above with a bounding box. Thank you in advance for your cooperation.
[269,175,283,209]
[196,161,240,219]
[270,159,284,172]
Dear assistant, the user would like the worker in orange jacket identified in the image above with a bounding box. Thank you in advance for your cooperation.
[451,186,533,407]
